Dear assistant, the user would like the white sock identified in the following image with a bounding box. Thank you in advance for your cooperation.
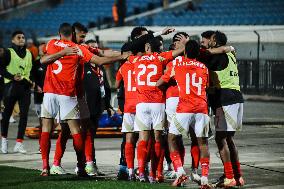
[128,168,133,175]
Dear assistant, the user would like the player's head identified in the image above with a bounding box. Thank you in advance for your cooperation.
[201,30,214,49]
[58,23,73,40]
[72,22,88,44]
[11,30,25,47]
[121,42,132,54]
[210,31,227,48]
[130,26,148,40]
[173,32,189,50]
[185,40,200,59]
[145,37,163,53]
[85,39,98,49]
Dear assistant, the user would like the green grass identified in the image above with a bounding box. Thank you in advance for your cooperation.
[0,166,172,189]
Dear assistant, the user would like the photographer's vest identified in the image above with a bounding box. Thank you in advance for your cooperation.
[211,52,240,91]
[4,48,32,84]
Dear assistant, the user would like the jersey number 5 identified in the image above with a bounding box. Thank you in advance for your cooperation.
[185,73,202,95]
[137,64,157,86]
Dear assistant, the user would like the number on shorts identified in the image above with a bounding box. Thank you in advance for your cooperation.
[137,64,157,86]
[185,73,202,95]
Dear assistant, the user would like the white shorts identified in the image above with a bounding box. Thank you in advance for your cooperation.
[215,103,243,132]
[134,103,165,131]
[41,93,80,121]
[121,113,135,133]
[165,97,179,123]
[169,113,210,138]
[78,96,90,119]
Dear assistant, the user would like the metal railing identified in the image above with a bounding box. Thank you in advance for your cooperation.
[238,60,284,96]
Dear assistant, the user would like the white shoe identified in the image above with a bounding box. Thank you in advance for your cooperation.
[9,116,16,123]
[201,176,209,185]
[1,138,8,154]
[190,170,201,184]
[85,162,95,176]
[50,165,66,175]
[13,142,27,153]
[164,170,177,179]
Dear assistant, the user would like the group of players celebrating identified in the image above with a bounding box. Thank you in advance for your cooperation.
[39,23,245,189]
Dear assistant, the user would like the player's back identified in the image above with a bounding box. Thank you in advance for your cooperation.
[120,61,136,100]
[173,56,208,114]
[134,52,169,103]
[44,39,92,96]
[118,61,137,113]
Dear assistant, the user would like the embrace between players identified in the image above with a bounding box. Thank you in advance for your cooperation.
[40,24,244,189]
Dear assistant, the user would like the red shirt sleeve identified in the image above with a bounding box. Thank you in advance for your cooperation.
[158,51,174,66]
[79,45,94,63]
[116,67,123,81]
[161,61,173,83]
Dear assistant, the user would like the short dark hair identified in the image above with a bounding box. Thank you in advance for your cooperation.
[73,22,88,33]
[85,39,97,44]
[130,26,147,40]
[12,30,24,39]
[214,31,227,46]
[173,32,189,42]
[146,37,162,53]
[59,23,73,37]
[121,42,132,54]
[185,40,200,59]
[201,30,214,39]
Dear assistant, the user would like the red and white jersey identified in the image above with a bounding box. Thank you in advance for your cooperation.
[172,56,209,114]
[44,39,93,96]
[134,51,173,103]
[116,60,137,113]
[161,61,179,99]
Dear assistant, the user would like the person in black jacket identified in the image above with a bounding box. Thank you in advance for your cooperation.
[0,31,39,154]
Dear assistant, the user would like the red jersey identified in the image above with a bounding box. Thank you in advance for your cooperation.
[134,51,173,103]
[172,56,208,114]
[161,61,179,99]
[116,61,137,113]
[44,39,93,96]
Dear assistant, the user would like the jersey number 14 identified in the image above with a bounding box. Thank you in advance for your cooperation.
[185,73,202,95]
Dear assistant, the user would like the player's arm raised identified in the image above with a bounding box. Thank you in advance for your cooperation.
[98,49,121,57]
[89,51,130,66]
[40,47,78,64]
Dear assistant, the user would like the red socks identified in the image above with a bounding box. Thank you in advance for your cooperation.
[200,157,210,177]
[191,145,200,169]
[170,151,183,172]
[85,131,94,162]
[72,133,85,168]
[53,133,69,166]
[224,162,234,179]
[137,140,147,175]
[40,132,50,169]
[157,147,165,176]
[125,142,135,169]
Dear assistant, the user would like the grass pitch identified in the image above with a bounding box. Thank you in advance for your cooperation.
[0,165,174,189]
